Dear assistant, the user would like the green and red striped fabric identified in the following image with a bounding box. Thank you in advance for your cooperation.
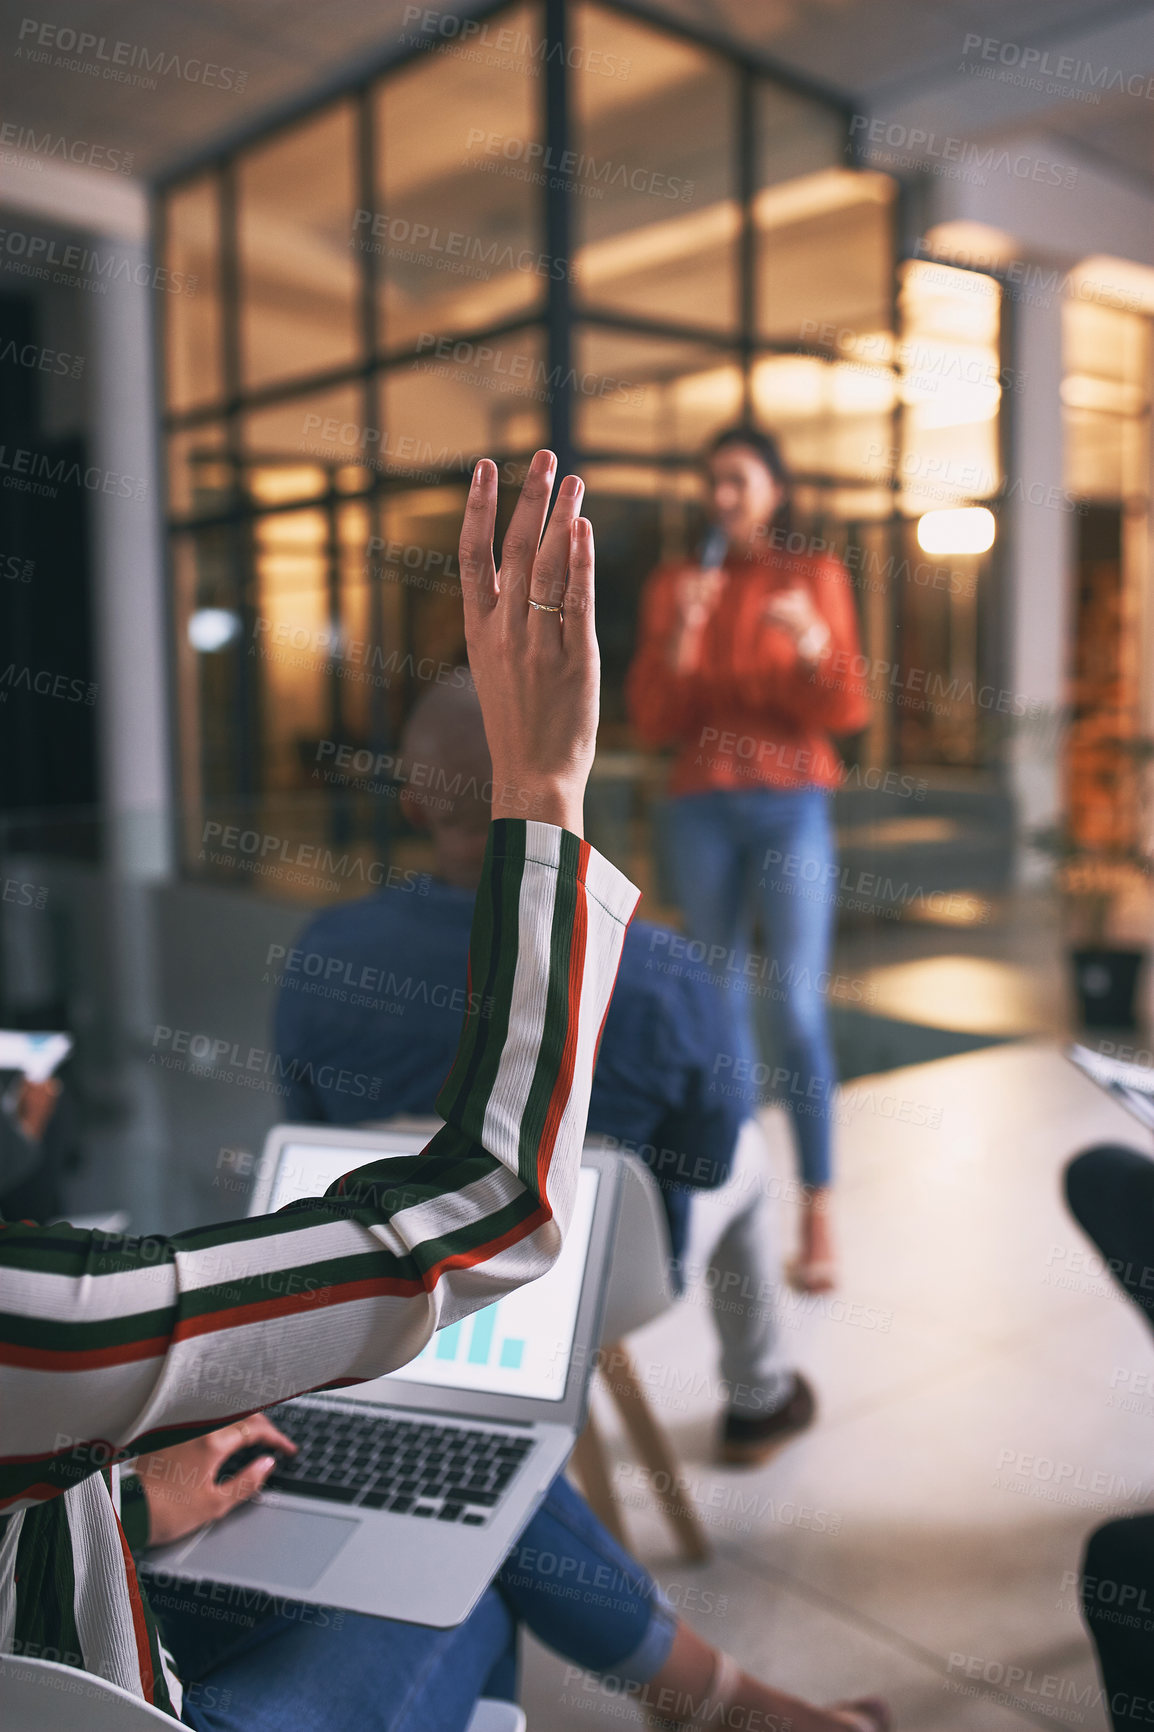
[0,820,638,1718]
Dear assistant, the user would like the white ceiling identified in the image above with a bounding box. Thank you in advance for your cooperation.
[666,0,1137,95]
[0,0,1149,185]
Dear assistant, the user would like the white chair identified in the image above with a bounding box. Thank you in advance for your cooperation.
[570,1151,710,1564]
[467,1703,527,1732]
[0,1654,525,1731]
[0,1655,174,1731]
[361,1121,710,1564]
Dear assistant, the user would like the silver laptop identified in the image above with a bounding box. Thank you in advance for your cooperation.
[147,1123,621,1627]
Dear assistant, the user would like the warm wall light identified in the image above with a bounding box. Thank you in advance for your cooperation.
[1061,374,1147,414]
[1068,255,1154,317]
[916,507,995,554]
[753,167,894,231]
[922,221,1018,272]
[188,608,242,652]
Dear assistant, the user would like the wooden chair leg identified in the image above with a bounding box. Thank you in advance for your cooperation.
[598,1341,711,1564]
[571,1407,629,1549]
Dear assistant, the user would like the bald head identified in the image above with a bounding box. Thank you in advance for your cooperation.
[399,681,493,860]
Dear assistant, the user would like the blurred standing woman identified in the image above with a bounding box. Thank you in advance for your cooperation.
[626,427,870,1292]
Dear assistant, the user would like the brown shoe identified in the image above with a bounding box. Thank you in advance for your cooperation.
[718,1373,817,1466]
[785,1254,837,1294]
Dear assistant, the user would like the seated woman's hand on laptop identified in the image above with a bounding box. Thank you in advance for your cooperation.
[459,449,597,836]
[134,1414,297,1548]
[15,1077,61,1142]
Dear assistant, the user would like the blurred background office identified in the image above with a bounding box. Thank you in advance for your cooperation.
[3,3,1154,1725]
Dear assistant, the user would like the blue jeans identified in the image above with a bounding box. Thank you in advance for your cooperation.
[167,1477,676,1732]
[664,787,838,1189]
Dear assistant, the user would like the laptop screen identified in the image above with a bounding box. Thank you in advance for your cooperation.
[268,1143,600,1403]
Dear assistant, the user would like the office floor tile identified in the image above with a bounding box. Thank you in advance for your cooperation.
[536,1043,1146,1732]
[520,1548,1096,1729]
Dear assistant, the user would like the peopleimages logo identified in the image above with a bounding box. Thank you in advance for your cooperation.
[0,121,133,174]
[0,662,96,704]
[351,209,574,283]
[413,332,645,405]
[797,318,1024,396]
[150,1024,382,1105]
[16,18,248,92]
[0,444,146,502]
[849,115,1078,188]
[464,128,695,202]
[251,614,476,696]
[0,337,83,378]
[961,32,1154,103]
[1,552,35,582]
[0,225,198,296]
[199,820,432,892]
[401,6,632,79]
[3,875,48,908]
[994,1446,1151,1506]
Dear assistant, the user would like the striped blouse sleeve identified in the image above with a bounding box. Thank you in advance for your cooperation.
[0,820,639,1509]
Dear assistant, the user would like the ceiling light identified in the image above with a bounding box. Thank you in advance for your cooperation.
[917,508,995,555]
[187,608,242,653]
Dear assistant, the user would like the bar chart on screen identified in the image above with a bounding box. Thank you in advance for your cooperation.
[383,1167,600,1402]
[271,1144,600,1402]
[431,1308,526,1371]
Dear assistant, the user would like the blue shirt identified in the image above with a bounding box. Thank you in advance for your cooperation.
[273,879,745,1263]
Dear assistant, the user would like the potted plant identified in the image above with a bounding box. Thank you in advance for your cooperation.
[1032,738,1154,1030]
[1064,853,1146,1029]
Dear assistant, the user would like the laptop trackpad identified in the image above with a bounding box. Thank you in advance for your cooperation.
[181,1503,358,1589]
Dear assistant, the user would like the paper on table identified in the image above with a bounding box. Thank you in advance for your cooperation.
[1067,1042,1154,1132]
[0,1030,73,1084]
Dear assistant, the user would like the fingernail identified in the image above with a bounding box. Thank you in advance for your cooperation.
[562,476,583,498]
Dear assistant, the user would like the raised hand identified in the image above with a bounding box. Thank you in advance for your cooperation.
[458,449,598,836]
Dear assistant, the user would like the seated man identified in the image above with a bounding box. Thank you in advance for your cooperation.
[0,454,884,1732]
[1065,1142,1154,1731]
[276,685,814,1466]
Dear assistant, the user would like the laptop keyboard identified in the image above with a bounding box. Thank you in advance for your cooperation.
[264,1404,535,1526]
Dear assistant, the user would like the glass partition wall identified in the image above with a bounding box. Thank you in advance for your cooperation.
[159,0,1006,901]
[1061,280,1153,942]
